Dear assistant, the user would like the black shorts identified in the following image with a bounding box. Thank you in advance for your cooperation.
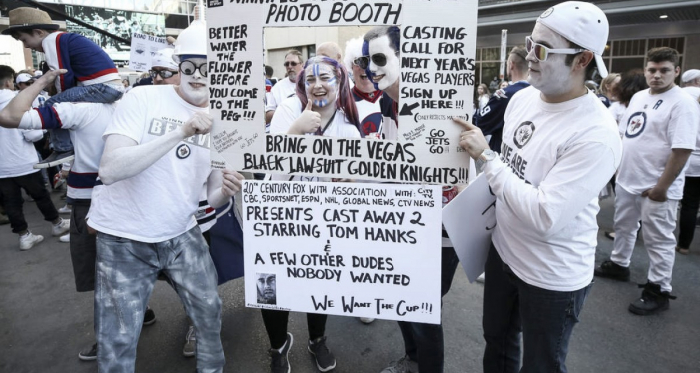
[70,200,96,292]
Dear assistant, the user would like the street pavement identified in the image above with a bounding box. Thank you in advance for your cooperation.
[1,190,699,373]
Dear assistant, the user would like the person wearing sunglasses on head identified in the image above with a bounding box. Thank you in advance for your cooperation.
[149,48,180,86]
[266,50,305,125]
[456,2,621,372]
[362,26,461,373]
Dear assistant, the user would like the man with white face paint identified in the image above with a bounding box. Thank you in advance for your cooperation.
[265,50,304,124]
[363,26,461,373]
[456,2,621,372]
[86,19,244,373]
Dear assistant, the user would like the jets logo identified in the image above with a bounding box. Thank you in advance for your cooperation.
[625,112,647,138]
[176,144,191,159]
[513,121,535,149]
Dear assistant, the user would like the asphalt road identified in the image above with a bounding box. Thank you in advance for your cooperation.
[1,192,699,373]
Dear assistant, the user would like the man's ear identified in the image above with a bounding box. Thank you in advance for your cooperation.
[575,51,595,72]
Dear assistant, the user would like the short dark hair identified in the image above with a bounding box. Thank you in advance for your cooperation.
[264,65,273,77]
[509,46,528,74]
[565,41,597,80]
[364,26,401,54]
[646,47,679,67]
[0,65,16,87]
[9,28,54,40]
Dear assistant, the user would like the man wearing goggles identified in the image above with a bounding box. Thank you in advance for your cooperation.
[457,2,621,372]
[149,48,180,86]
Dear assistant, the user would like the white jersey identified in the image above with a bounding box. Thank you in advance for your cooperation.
[608,101,627,136]
[0,90,43,178]
[682,86,700,176]
[87,85,211,242]
[617,87,699,198]
[20,102,114,200]
[270,96,361,182]
[265,77,297,113]
[483,87,621,292]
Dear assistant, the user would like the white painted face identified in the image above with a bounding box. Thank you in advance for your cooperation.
[352,61,375,93]
[525,23,577,97]
[177,57,207,107]
[304,61,338,108]
[368,35,399,91]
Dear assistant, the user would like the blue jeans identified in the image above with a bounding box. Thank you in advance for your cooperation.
[95,226,224,373]
[45,83,123,152]
[483,244,592,373]
[397,246,460,373]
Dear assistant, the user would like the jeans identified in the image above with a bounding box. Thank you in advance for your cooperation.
[0,171,58,233]
[483,245,592,373]
[397,246,460,373]
[678,176,700,249]
[95,226,224,373]
[261,310,327,349]
[45,83,124,152]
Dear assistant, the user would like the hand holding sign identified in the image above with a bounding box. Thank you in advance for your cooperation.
[290,99,322,135]
[221,169,245,196]
[454,118,490,160]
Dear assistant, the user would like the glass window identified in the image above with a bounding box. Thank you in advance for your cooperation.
[610,57,644,75]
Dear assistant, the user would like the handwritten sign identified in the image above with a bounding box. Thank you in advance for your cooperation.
[242,180,442,324]
[206,0,478,184]
[442,174,495,282]
[128,33,169,72]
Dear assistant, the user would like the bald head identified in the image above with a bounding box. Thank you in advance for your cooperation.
[317,42,342,63]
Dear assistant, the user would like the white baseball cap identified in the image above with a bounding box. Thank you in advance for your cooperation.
[151,48,178,70]
[537,1,610,78]
[15,73,34,84]
[682,69,700,83]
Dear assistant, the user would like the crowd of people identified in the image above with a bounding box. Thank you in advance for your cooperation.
[1,1,699,373]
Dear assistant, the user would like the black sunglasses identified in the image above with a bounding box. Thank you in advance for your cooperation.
[372,51,399,68]
[353,56,370,70]
[149,70,178,79]
[179,60,207,77]
[284,61,299,67]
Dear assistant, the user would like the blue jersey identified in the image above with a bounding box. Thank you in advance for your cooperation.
[473,81,530,152]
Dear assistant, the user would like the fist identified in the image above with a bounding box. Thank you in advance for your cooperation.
[181,112,212,138]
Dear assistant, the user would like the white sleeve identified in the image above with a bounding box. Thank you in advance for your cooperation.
[103,89,146,143]
[269,99,300,134]
[265,85,279,112]
[22,129,46,143]
[18,110,43,130]
[668,100,700,150]
[483,140,619,236]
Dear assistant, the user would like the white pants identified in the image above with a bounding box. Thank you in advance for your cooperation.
[611,187,678,292]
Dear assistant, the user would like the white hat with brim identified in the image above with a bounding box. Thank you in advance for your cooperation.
[15,73,34,84]
[682,69,700,83]
[536,1,610,78]
[151,48,178,70]
[2,7,60,35]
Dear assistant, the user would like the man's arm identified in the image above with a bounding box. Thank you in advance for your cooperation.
[99,112,212,185]
[206,169,245,208]
[0,69,66,128]
[265,110,275,124]
[643,148,692,202]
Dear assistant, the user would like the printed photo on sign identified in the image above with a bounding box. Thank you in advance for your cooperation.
[206,0,478,185]
[242,180,443,324]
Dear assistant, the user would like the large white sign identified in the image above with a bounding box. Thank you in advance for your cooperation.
[128,33,169,72]
[206,0,478,184]
[242,180,443,324]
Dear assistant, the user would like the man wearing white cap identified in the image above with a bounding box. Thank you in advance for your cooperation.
[681,69,700,101]
[149,48,180,86]
[455,2,621,371]
[15,72,34,91]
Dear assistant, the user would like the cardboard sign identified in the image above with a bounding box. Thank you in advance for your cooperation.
[128,33,169,72]
[207,0,478,185]
[242,180,443,324]
[442,174,495,282]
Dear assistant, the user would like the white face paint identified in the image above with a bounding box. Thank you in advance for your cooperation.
[525,23,578,98]
[304,62,338,108]
[177,57,208,107]
[368,35,400,91]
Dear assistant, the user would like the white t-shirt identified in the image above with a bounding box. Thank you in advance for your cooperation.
[265,77,297,113]
[483,87,621,292]
[87,85,211,242]
[608,101,628,136]
[19,102,114,200]
[479,95,489,111]
[617,87,699,197]
[270,96,361,182]
[682,86,700,176]
[0,90,43,178]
